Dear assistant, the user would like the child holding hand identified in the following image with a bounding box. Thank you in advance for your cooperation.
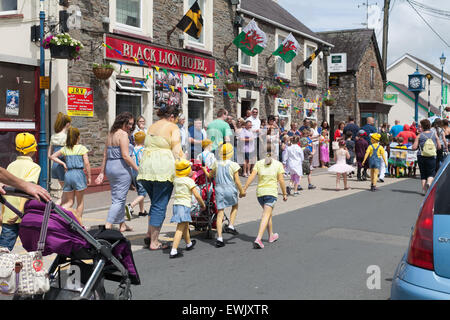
[170,159,206,259]
[203,143,245,247]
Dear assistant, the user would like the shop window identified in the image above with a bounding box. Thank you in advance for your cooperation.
[116,0,142,29]
[0,0,17,15]
[276,98,291,128]
[303,102,318,120]
[116,92,142,121]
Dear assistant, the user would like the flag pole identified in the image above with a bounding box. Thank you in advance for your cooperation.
[223,42,233,57]
[167,26,177,45]
[266,55,274,64]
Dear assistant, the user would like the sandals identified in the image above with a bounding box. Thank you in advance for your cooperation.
[149,242,170,251]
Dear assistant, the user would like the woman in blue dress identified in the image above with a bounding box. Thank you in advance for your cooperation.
[95,112,138,232]
[50,127,91,222]
[48,112,71,205]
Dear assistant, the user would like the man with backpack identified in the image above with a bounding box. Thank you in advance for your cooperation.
[412,119,441,195]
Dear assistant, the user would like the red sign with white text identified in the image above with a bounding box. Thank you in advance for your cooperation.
[105,36,215,76]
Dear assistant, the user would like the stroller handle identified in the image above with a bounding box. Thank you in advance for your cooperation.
[0,186,39,201]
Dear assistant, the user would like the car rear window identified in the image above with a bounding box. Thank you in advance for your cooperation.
[435,162,450,215]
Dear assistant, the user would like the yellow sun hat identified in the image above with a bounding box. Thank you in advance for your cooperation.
[15,132,37,154]
[175,158,192,177]
[370,133,381,142]
[134,131,146,145]
[219,143,234,160]
[201,139,213,149]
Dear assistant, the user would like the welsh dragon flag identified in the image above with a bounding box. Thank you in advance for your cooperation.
[272,33,299,63]
[233,19,267,57]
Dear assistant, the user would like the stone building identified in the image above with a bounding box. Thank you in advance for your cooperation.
[318,29,390,130]
[45,0,332,192]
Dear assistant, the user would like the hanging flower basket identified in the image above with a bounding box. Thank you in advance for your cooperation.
[43,34,83,60]
[267,86,281,96]
[323,98,336,106]
[49,44,76,59]
[93,63,115,80]
[224,82,241,92]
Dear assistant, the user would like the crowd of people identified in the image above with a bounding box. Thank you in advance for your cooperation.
[0,105,449,257]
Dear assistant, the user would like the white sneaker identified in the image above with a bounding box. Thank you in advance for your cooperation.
[125,203,133,221]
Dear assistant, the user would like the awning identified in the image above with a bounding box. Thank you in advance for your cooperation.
[116,79,150,92]
[359,101,392,114]
[188,89,214,99]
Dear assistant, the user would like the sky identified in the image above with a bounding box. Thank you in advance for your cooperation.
[278,0,450,75]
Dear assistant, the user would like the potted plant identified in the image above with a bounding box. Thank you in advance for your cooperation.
[224,81,241,92]
[93,63,115,80]
[323,97,336,106]
[43,33,83,60]
[267,85,281,96]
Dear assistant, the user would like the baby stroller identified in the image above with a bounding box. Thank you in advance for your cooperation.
[0,187,140,300]
[189,160,229,239]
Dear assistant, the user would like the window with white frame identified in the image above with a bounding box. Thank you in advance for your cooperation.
[111,0,153,38]
[238,27,258,73]
[116,0,142,30]
[304,41,318,84]
[276,35,286,76]
[187,0,204,45]
[184,0,212,52]
[0,0,17,15]
[274,29,291,80]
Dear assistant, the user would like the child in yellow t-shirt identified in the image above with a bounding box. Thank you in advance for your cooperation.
[170,159,205,259]
[243,145,288,249]
[362,133,388,192]
[0,133,41,251]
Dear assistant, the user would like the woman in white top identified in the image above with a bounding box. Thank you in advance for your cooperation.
[132,115,147,136]
[310,120,320,168]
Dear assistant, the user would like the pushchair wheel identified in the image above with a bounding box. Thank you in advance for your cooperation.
[205,228,213,239]
[114,282,132,300]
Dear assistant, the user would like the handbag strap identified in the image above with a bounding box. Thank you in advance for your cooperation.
[37,201,53,253]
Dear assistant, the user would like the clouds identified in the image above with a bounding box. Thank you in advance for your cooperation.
[279,0,450,74]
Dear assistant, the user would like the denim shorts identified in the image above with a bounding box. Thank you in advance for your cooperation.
[140,180,173,227]
[63,169,87,192]
[171,205,192,223]
[136,180,147,197]
[257,195,277,208]
[0,224,20,251]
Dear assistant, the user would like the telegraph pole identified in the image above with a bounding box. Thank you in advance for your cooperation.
[382,0,390,72]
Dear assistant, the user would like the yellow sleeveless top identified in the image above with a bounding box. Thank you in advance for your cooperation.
[137,135,175,182]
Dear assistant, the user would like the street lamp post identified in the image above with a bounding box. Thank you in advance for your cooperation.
[38,0,48,189]
[440,53,446,118]
[425,73,433,117]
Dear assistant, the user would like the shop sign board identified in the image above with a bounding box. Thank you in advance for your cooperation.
[67,86,94,117]
[105,36,216,76]
[327,53,347,73]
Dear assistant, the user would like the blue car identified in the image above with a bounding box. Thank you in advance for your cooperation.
[391,155,450,299]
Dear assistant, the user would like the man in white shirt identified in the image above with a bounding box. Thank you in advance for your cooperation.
[245,108,261,132]
[178,114,188,154]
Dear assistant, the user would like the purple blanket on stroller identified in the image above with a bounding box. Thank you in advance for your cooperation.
[19,200,140,284]
[19,200,90,256]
